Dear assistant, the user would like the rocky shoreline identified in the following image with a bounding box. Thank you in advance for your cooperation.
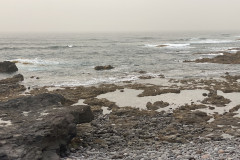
[1,61,240,160]
[185,51,240,64]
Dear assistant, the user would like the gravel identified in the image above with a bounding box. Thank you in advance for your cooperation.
[63,138,240,160]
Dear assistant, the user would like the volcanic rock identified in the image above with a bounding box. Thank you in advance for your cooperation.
[146,101,169,110]
[0,74,25,100]
[202,91,231,107]
[186,51,240,64]
[0,61,18,73]
[0,93,94,160]
[94,65,114,71]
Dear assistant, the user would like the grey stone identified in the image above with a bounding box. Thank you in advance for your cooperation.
[0,93,94,160]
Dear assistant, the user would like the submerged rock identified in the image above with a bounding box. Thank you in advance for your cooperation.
[94,65,114,71]
[156,44,168,47]
[0,61,18,73]
[0,93,94,160]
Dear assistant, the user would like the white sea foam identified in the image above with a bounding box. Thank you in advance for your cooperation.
[202,53,224,56]
[52,72,163,87]
[10,58,60,65]
[190,39,234,44]
[144,44,159,48]
[164,43,190,48]
[228,50,239,53]
[144,43,190,48]
[52,75,141,87]
[67,45,73,48]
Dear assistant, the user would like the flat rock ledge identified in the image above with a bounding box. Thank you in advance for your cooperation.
[0,93,94,160]
[0,74,26,101]
[185,51,240,64]
[0,61,18,73]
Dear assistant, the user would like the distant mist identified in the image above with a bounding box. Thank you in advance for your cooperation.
[0,0,240,33]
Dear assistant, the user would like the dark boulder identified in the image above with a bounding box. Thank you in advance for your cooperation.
[0,74,24,85]
[94,65,114,71]
[0,93,94,160]
[0,61,18,73]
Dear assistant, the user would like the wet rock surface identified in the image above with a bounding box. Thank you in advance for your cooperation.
[138,87,180,97]
[146,101,169,110]
[57,73,240,160]
[0,93,94,160]
[0,74,26,101]
[201,90,231,107]
[1,71,240,160]
[186,51,240,64]
[0,61,18,73]
[94,65,114,71]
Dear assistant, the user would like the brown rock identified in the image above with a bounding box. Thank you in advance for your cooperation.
[186,51,240,64]
[0,74,26,100]
[156,44,168,47]
[202,93,231,107]
[202,154,210,159]
[138,70,147,74]
[218,149,225,154]
[94,65,114,70]
[146,101,169,110]
[174,110,210,124]
[138,87,180,97]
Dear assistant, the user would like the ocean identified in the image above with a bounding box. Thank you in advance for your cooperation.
[0,31,240,87]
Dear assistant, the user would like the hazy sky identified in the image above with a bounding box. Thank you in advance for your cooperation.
[1,0,240,33]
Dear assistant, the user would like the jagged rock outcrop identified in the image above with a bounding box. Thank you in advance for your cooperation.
[0,93,94,160]
[0,61,18,73]
[0,74,25,100]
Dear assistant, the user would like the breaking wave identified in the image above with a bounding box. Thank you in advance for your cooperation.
[190,39,234,44]
[9,58,60,65]
[0,47,19,51]
[0,45,75,51]
[144,43,190,48]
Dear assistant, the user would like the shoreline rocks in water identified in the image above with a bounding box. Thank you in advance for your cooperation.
[185,51,240,64]
[156,44,168,47]
[0,93,94,160]
[146,101,169,110]
[0,61,18,73]
[94,65,114,71]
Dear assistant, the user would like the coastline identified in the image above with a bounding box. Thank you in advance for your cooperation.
[1,69,240,159]
[1,46,240,159]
